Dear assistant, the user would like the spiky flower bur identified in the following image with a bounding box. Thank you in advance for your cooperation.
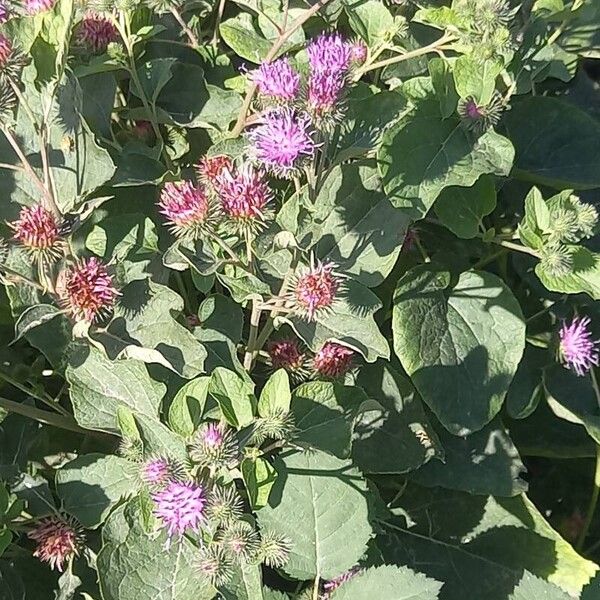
[219,520,260,563]
[62,257,118,323]
[144,0,182,15]
[189,422,239,469]
[157,181,212,239]
[458,94,504,134]
[256,531,291,568]
[0,77,16,124]
[248,107,317,178]
[251,57,300,104]
[548,208,579,244]
[152,480,206,540]
[118,436,144,461]
[0,33,26,80]
[457,0,516,32]
[196,544,234,587]
[8,204,63,260]
[559,316,600,377]
[24,0,56,14]
[289,260,342,321]
[571,197,599,239]
[28,516,84,572]
[195,154,233,190]
[539,244,573,277]
[322,568,362,598]
[0,1,10,23]
[306,71,346,125]
[75,13,118,54]
[141,456,186,488]
[215,164,273,232]
[251,410,296,445]
[206,485,244,526]
[550,196,599,243]
[349,41,367,65]
[267,338,309,382]
[0,34,11,66]
[313,341,354,378]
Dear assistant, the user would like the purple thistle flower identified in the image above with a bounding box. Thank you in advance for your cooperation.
[203,423,223,448]
[251,57,300,102]
[152,481,206,540]
[157,181,210,237]
[307,33,353,75]
[307,71,346,116]
[141,456,185,488]
[313,342,354,378]
[559,316,600,377]
[0,34,12,68]
[76,13,117,54]
[189,422,239,469]
[0,2,11,24]
[248,107,317,177]
[216,164,272,225]
[349,41,367,64]
[24,0,56,14]
[290,260,341,321]
[28,517,84,573]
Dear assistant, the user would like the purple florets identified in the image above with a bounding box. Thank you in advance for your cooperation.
[0,1,10,23]
[559,316,600,377]
[307,33,353,75]
[248,107,317,177]
[152,481,206,539]
[307,71,346,116]
[251,57,300,102]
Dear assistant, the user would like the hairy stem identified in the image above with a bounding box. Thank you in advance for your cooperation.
[490,238,540,257]
[577,438,600,551]
[230,0,333,136]
[211,0,227,47]
[0,370,70,417]
[170,6,198,46]
[244,302,262,370]
[312,576,320,600]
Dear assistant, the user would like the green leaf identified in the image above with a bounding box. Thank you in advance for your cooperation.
[413,6,465,29]
[116,406,141,442]
[97,499,215,600]
[506,345,547,420]
[289,279,389,362]
[453,55,503,105]
[66,345,165,434]
[220,13,272,63]
[411,417,528,497]
[345,0,395,46]
[429,58,459,119]
[257,450,373,580]
[535,246,600,300]
[518,187,551,250]
[56,454,141,528]
[222,562,264,600]
[168,377,210,438]
[379,98,514,220]
[209,367,256,428]
[379,485,597,598]
[90,281,207,379]
[198,294,243,343]
[291,382,363,458]
[434,176,497,239]
[308,164,412,288]
[354,362,443,474]
[241,457,277,510]
[509,572,572,600]
[12,304,63,343]
[392,266,526,435]
[502,96,600,189]
[330,565,442,599]
[258,369,291,418]
[217,266,271,303]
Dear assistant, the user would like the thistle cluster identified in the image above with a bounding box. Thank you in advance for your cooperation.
[74,13,118,55]
[28,516,85,572]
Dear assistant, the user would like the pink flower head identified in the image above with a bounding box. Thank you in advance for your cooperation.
[8,204,60,255]
[0,34,11,66]
[248,107,316,177]
[142,457,170,486]
[64,257,118,323]
[216,164,272,225]
[313,342,354,378]
[307,33,353,76]
[464,99,483,120]
[0,2,10,23]
[28,517,83,572]
[292,260,341,321]
[323,568,361,597]
[251,57,300,102]
[203,422,223,448]
[350,41,367,64]
[158,181,210,236]
[307,71,346,116]
[25,0,56,14]
[76,13,117,53]
[559,316,600,376]
[189,422,239,468]
[195,155,233,188]
[268,338,305,371]
[153,481,206,539]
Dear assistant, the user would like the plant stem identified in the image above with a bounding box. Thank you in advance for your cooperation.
[206,230,240,262]
[471,248,507,271]
[0,370,70,417]
[0,395,93,435]
[577,440,600,551]
[490,238,540,257]
[525,302,556,324]
[174,272,192,313]
[230,0,333,136]
[312,576,320,600]
[170,6,198,46]
[211,0,227,47]
[354,33,455,78]
[244,302,262,370]
[0,264,45,291]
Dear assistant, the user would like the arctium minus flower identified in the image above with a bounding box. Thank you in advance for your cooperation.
[251,409,296,445]
[195,154,233,190]
[63,257,119,323]
[289,259,342,321]
[216,164,273,230]
[559,316,600,377]
[307,71,346,122]
[458,94,503,134]
[28,516,84,572]
[0,33,26,79]
[256,531,291,568]
[206,485,244,526]
[75,13,117,54]
[0,1,10,23]
[196,544,234,587]
[218,520,260,563]
[248,107,317,178]
[8,204,62,260]
[24,0,56,14]
[307,33,353,76]
[251,57,300,103]
[152,480,206,540]
[141,456,186,488]
[267,338,309,382]
[188,422,239,469]
[313,341,355,378]
[157,180,212,238]
[539,244,573,278]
